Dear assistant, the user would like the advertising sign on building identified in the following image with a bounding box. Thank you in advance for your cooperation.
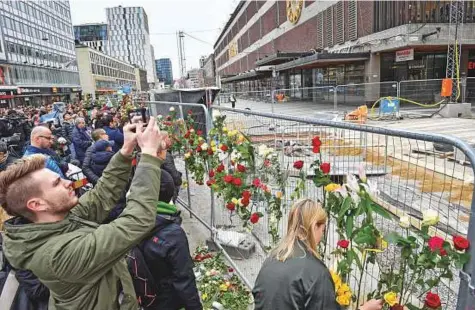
[395,48,414,62]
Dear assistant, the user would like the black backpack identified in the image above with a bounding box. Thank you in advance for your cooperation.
[126,236,159,308]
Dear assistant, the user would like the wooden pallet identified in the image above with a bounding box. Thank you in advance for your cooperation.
[447,155,472,166]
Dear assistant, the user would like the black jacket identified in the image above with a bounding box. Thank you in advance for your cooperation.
[142,214,202,310]
[61,121,74,143]
[82,144,100,185]
[253,241,340,310]
[162,152,182,201]
[0,154,19,171]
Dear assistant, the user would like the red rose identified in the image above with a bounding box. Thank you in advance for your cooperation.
[424,292,441,309]
[312,136,322,147]
[390,305,404,310]
[241,197,250,207]
[232,177,242,187]
[252,178,261,187]
[228,268,234,272]
[237,164,246,173]
[166,115,171,121]
[453,235,470,251]
[217,164,225,173]
[194,254,202,262]
[163,121,172,126]
[207,148,213,155]
[220,144,229,152]
[250,212,260,224]
[209,170,215,178]
[337,240,350,249]
[293,160,304,170]
[206,179,216,187]
[196,146,202,152]
[223,175,234,183]
[226,202,236,211]
[320,162,331,174]
[187,109,193,115]
[197,130,203,136]
[184,131,190,139]
[428,236,447,256]
[264,159,271,167]
[242,190,251,199]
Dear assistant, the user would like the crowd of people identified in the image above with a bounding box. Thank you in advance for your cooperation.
[0,102,384,310]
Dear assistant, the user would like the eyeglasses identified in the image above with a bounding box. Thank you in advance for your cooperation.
[39,136,54,141]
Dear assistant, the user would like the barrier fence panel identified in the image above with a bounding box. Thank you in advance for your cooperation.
[146,100,475,309]
[217,90,272,108]
[208,106,475,310]
[399,79,447,106]
[271,86,335,116]
[335,82,398,109]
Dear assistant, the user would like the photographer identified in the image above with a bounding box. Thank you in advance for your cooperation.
[0,141,19,172]
[0,118,169,309]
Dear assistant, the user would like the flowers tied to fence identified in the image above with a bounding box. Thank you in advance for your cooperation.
[157,108,471,309]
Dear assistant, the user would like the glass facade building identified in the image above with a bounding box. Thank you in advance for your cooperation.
[74,23,108,52]
[155,58,173,85]
[0,0,80,106]
[106,6,156,85]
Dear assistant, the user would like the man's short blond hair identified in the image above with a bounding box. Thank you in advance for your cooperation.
[92,129,106,142]
[0,155,46,220]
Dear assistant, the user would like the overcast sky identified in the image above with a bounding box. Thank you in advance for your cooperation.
[70,0,237,79]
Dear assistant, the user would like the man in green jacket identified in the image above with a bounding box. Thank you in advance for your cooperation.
[0,117,167,310]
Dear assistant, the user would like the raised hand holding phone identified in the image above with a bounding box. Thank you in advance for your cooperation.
[136,117,169,157]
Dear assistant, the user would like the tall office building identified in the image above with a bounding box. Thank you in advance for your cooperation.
[155,58,173,85]
[74,23,108,53]
[0,0,81,107]
[106,6,156,87]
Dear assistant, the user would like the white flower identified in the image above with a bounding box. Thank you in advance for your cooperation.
[230,149,241,161]
[399,215,411,228]
[422,209,439,227]
[362,180,379,200]
[169,107,175,112]
[269,214,278,227]
[358,164,367,183]
[335,185,348,198]
[157,114,163,120]
[346,174,360,193]
[258,144,274,157]
[350,191,360,204]
[200,143,209,151]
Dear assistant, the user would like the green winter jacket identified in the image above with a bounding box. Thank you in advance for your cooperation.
[2,152,163,310]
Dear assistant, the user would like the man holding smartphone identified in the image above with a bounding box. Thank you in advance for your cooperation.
[0,117,168,310]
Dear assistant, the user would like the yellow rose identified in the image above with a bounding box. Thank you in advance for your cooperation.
[184,152,192,159]
[219,283,228,292]
[275,191,283,199]
[211,140,216,147]
[336,291,352,306]
[222,127,228,133]
[330,271,342,289]
[384,291,398,307]
[212,146,217,153]
[237,134,245,143]
[337,283,350,295]
[231,198,239,205]
[228,130,238,137]
[202,293,208,301]
[325,183,341,192]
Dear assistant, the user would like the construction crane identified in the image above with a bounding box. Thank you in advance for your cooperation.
[177,31,187,79]
[445,0,464,103]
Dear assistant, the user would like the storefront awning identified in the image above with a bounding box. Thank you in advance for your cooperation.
[275,52,370,71]
[255,52,310,66]
[0,85,18,91]
[221,71,263,84]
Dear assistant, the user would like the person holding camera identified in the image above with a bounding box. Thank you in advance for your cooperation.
[0,118,169,310]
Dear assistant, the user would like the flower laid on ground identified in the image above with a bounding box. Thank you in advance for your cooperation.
[193,246,252,309]
[424,292,442,309]
[383,291,398,307]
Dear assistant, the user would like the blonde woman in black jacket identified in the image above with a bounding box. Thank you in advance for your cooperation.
[253,199,383,310]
